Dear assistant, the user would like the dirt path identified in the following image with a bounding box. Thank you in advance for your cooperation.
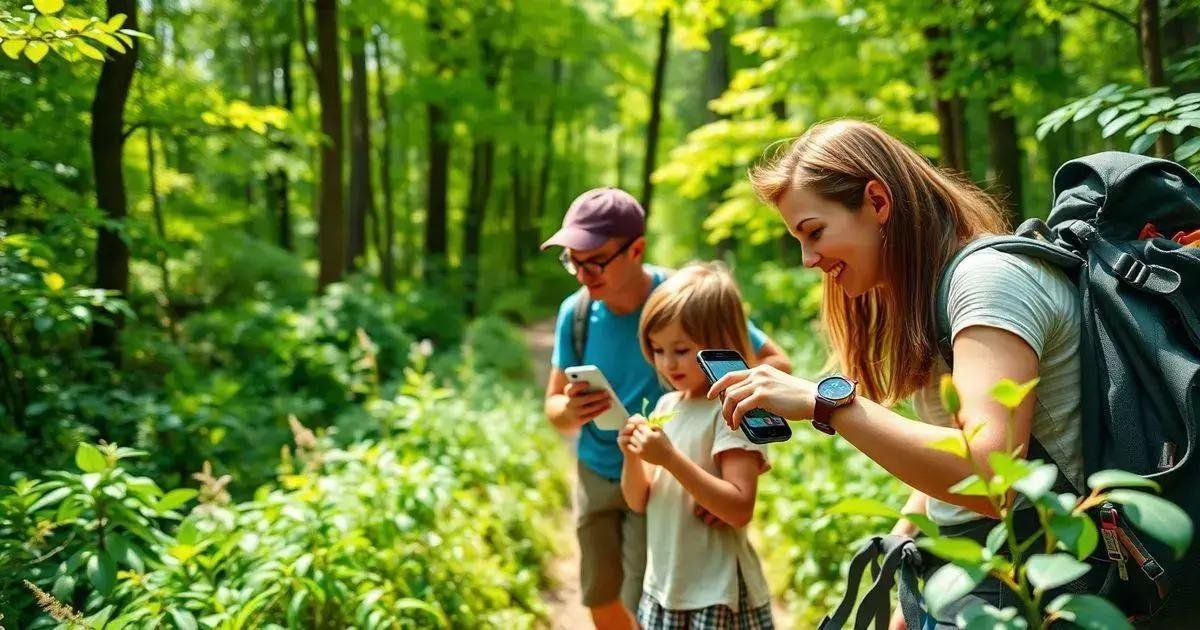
[525,318,592,629]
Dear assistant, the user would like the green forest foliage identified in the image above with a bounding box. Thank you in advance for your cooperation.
[2,0,1198,626]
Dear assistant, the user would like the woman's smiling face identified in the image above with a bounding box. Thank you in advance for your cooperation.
[776,182,889,298]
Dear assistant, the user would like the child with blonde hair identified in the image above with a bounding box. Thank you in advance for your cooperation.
[618,261,774,629]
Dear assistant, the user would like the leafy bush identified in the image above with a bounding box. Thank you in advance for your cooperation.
[830,377,1194,629]
[1037,85,1200,166]
[2,370,569,628]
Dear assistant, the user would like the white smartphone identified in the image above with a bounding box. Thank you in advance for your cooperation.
[564,365,629,431]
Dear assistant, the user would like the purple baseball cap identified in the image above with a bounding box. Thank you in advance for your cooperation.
[540,187,646,251]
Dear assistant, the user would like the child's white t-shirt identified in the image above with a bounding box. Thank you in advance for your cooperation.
[642,393,772,612]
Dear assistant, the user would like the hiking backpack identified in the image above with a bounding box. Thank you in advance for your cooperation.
[932,151,1200,623]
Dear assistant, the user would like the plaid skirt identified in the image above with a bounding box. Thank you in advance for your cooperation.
[635,572,774,630]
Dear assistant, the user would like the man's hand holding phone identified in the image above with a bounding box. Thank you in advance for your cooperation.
[562,381,612,428]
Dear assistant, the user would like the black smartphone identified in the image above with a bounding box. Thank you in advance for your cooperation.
[696,349,792,444]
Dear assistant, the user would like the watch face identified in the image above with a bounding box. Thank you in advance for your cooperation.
[818,376,855,401]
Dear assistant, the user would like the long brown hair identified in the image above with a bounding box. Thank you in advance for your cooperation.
[749,120,1008,404]
[639,262,754,375]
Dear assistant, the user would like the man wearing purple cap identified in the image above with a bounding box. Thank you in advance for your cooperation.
[542,187,791,628]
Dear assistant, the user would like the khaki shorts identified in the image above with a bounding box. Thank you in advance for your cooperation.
[575,460,647,611]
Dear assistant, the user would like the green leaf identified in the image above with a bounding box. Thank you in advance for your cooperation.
[1174,137,1200,161]
[986,521,1008,555]
[1046,594,1133,629]
[1107,490,1194,558]
[1050,513,1099,560]
[81,605,114,628]
[1130,132,1160,155]
[1087,470,1159,493]
[1143,96,1176,114]
[826,498,901,519]
[156,488,198,513]
[87,550,117,595]
[1097,106,1122,127]
[924,563,987,617]
[930,434,967,458]
[33,0,63,15]
[958,603,1029,629]
[1013,463,1058,501]
[987,451,1031,491]
[167,608,199,630]
[82,30,125,52]
[107,14,128,31]
[902,512,941,538]
[28,486,72,513]
[918,536,986,564]
[1026,553,1091,592]
[73,38,106,60]
[990,378,1039,410]
[1102,111,1142,138]
[76,442,108,473]
[2,38,27,59]
[949,474,990,496]
[1165,119,1195,135]
[939,375,961,415]
[24,40,48,63]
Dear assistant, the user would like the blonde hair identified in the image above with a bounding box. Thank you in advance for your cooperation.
[639,262,755,374]
[749,120,1008,404]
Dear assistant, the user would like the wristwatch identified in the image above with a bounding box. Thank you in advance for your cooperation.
[813,375,857,435]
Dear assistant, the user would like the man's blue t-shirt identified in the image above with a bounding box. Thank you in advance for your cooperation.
[552,265,768,481]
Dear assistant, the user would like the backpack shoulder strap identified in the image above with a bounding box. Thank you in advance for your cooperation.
[935,223,1083,367]
[571,288,591,364]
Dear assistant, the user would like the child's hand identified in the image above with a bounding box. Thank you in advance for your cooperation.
[630,423,675,466]
[618,415,646,458]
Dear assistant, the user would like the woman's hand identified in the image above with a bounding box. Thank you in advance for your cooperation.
[629,424,676,466]
[618,415,647,458]
[706,364,818,430]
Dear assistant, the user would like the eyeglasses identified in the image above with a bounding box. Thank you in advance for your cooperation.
[559,238,637,276]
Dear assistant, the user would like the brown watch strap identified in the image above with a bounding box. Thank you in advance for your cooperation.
[812,397,837,435]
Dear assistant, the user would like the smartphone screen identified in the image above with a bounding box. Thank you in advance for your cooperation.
[701,358,788,429]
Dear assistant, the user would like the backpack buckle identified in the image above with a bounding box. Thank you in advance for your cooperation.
[1113,253,1151,287]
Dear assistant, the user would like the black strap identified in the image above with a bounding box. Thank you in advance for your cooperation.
[935,223,1083,367]
[820,536,923,630]
[820,537,886,630]
[854,536,924,630]
[571,288,591,363]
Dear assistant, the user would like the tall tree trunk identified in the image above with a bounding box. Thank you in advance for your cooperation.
[90,0,139,361]
[762,5,799,264]
[1141,0,1174,156]
[463,140,496,316]
[276,39,294,251]
[424,3,451,281]
[987,91,1023,226]
[312,0,345,290]
[462,38,502,316]
[426,103,450,280]
[950,96,968,172]
[535,59,563,225]
[373,33,396,291]
[924,24,967,171]
[1164,1,1200,93]
[145,127,174,337]
[760,6,787,122]
[512,150,529,278]
[347,24,373,272]
[641,10,671,218]
[705,24,733,258]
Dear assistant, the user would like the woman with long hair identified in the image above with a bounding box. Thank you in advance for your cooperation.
[709,120,1092,625]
